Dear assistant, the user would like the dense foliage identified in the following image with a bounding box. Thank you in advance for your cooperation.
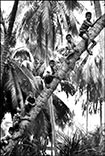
[0,0,105,156]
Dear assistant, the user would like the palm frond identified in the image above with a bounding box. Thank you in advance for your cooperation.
[42,1,51,34]
[26,109,50,140]
[0,9,7,35]
[52,94,72,129]
[67,11,79,36]
[18,2,39,41]
[82,62,91,83]
[51,22,56,51]
[37,15,44,50]
[49,11,57,51]
[12,67,24,110]
[60,80,76,98]
[57,1,68,30]
[64,0,84,11]
[56,15,63,43]
[11,47,34,62]
[17,63,43,98]
[10,60,35,96]
[4,66,18,110]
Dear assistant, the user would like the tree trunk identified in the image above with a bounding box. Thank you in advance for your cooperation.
[1,0,19,82]
[4,14,105,153]
[93,2,104,153]
[94,0,103,135]
[48,96,56,156]
[86,102,88,134]
[100,100,102,133]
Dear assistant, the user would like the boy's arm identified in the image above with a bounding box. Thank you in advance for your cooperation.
[84,20,93,27]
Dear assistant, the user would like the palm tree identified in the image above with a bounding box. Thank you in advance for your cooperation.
[17,0,82,64]
[2,13,105,155]
[17,2,82,155]
[1,6,74,155]
[72,1,104,132]
[64,0,84,35]
[0,0,44,123]
[1,1,105,154]
[1,0,19,121]
[73,53,104,133]
[93,1,105,153]
[93,0,104,134]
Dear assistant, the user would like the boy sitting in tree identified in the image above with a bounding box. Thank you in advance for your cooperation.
[58,33,79,60]
[65,34,77,56]
[43,60,59,88]
[79,12,97,55]
[64,33,80,60]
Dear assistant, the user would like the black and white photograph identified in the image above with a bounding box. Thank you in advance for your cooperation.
[0,1,105,156]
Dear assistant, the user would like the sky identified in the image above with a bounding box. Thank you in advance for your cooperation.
[1,0,105,134]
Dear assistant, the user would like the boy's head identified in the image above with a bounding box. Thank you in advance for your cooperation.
[66,34,72,43]
[9,127,14,135]
[49,60,55,67]
[85,12,92,21]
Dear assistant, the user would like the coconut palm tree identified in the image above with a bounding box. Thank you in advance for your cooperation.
[17,0,83,64]
[73,53,104,133]
[2,13,105,155]
[1,0,105,155]
[1,4,75,156]
[15,5,81,146]
[93,0,104,134]
[0,0,44,122]
[1,0,19,121]
[73,0,105,134]
[93,1,105,153]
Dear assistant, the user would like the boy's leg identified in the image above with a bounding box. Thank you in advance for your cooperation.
[88,39,97,51]
[82,33,93,55]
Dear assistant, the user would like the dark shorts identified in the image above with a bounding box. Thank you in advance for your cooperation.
[79,31,88,37]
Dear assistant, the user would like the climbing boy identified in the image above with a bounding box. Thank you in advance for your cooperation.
[43,60,59,88]
[65,34,76,56]
[64,33,80,60]
[79,12,97,55]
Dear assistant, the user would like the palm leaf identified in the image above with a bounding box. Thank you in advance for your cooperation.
[26,109,50,140]
[37,15,44,51]
[12,67,24,110]
[52,94,72,129]
[11,47,34,62]
[56,15,63,43]
[10,60,35,96]
[50,11,56,51]
[42,1,51,34]
[13,60,43,98]
[0,9,7,35]
[64,0,83,11]
[57,1,68,30]
[4,66,18,110]
[60,80,76,98]
[18,2,39,41]
[67,11,79,36]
